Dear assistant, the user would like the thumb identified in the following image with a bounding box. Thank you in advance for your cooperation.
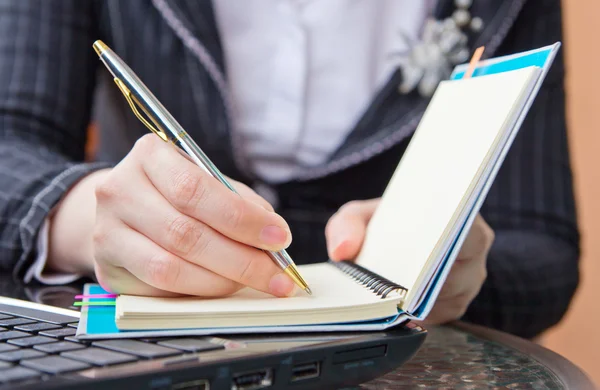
[325,199,379,261]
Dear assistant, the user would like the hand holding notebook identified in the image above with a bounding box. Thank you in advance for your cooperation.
[76,42,562,339]
[326,201,493,325]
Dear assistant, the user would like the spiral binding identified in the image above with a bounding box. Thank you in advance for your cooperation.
[329,260,407,299]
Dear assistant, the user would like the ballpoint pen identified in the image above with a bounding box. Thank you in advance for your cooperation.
[92,40,312,296]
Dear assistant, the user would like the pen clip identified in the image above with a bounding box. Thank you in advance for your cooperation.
[113,78,169,143]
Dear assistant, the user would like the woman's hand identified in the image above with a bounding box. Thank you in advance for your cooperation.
[47,134,296,298]
[325,199,494,324]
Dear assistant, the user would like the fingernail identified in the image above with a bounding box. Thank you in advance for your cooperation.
[260,225,290,247]
[328,234,345,258]
[269,273,296,297]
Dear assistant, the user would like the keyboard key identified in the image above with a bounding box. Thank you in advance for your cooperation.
[40,328,76,339]
[157,338,225,353]
[64,336,89,344]
[15,322,61,333]
[8,335,56,347]
[61,348,138,366]
[0,331,30,341]
[67,323,79,329]
[0,366,41,383]
[139,337,164,343]
[0,304,78,325]
[0,343,18,353]
[93,340,181,359]
[21,355,90,374]
[0,349,46,362]
[34,341,86,353]
[0,360,12,369]
[0,318,36,327]
[0,327,6,331]
[0,314,13,320]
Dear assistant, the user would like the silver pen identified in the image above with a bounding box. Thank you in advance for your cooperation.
[92,40,311,295]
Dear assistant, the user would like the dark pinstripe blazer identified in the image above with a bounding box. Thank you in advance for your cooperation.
[0,0,579,338]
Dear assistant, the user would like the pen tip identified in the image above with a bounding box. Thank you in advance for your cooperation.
[304,287,312,295]
[93,40,108,56]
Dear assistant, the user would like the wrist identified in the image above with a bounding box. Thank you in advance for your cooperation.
[46,168,111,276]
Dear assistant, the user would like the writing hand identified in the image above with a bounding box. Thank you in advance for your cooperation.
[49,134,296,298]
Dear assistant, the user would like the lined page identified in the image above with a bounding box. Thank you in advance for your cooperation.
[356,67,538,294]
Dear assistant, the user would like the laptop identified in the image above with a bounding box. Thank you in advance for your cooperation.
[0,296,426,390]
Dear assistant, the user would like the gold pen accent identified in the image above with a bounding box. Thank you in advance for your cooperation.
[284,264,312,295]
[93,40,108,56]
[113,78,169,142]
[93,40,312,296]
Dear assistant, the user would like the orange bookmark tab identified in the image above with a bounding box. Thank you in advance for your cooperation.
[464,46,485,79]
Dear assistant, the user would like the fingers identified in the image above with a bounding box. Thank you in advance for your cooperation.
[435,253,487,302]
[94,262,177,297]
[421,261,486,325]
[101,175,296,297]
[325,199,380,261]
[172,142,274,212]
[137,136,291,251]
[420,293,472,325]
[423,214,492,325]
[457,214,495,261]
[93,220,245,297]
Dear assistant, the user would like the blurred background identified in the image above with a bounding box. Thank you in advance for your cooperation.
[541,0,600,385]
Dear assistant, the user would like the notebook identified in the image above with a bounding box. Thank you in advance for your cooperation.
[76,43,560,339]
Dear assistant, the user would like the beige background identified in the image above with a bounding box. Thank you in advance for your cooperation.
[542,0,600,386]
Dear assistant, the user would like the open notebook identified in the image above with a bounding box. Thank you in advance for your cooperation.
[76,43,561,339]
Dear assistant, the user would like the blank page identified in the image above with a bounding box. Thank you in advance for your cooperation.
[356,67,538,296]
[117,262,399,316]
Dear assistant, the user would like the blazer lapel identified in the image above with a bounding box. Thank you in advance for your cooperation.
[151,0,225,71]
[151,0,256,180]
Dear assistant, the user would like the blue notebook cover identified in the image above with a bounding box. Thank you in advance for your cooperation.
[76,284,403,339]
[412,42,560,317]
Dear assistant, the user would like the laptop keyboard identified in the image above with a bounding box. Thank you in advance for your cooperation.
[0,305,226,386]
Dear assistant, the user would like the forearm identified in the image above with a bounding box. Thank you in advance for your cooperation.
[462,230,579,339]
[47,169,111,277]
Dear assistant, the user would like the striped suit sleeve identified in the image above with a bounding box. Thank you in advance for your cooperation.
[0,1,111,279]
[466,0,580,338]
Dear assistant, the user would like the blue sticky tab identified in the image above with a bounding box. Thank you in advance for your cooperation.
[83,285,121,335]
[450,46,556,80]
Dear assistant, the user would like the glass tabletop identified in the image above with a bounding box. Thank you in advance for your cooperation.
[363,325,563,389]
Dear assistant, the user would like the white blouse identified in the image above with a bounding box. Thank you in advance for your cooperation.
[213,0,433,182]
